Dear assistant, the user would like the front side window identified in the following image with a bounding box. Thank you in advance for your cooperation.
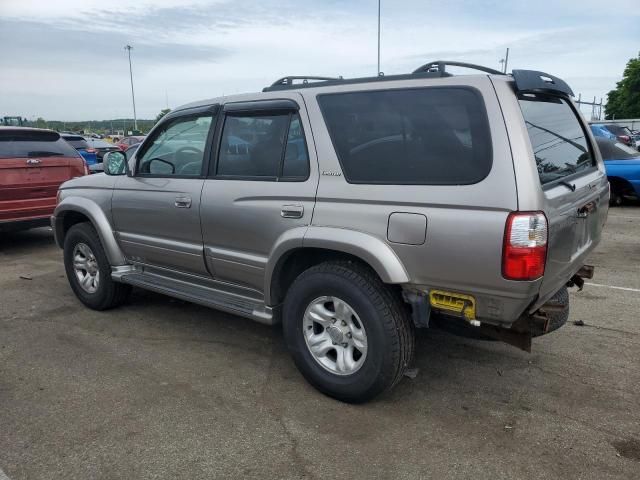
[217,112,309,180]
[318,87,492,185]
[518,93,594,185]
[137,115,212,176]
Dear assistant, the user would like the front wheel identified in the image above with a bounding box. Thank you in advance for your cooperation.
[282,261,414,403]
[63,223,131,310]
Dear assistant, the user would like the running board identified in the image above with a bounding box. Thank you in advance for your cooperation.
[114,271,274,325]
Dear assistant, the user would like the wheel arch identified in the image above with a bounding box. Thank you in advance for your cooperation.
[266,226,410,306]
[53,197,127,266]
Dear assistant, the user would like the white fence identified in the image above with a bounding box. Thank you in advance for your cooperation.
[595,119,640,131]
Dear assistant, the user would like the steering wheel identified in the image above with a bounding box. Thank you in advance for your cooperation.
[173,146,203,175]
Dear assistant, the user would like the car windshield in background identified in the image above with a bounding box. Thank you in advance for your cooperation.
[318,87,492,185]
[62,136,90,149]
[605,124,632,136]
[87,139,113,149]
[596,137,640,160]
[0,130,78,158]
[518,93,594,185]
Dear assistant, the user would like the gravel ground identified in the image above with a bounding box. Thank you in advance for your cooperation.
[1,206,639,479]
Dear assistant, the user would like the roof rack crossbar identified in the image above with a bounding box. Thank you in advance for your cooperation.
[269,76,343,88]
[412,61,504,76]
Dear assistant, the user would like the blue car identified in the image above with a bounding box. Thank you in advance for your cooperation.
[596,137,640,205]
[590,124,617,141]
[61,134,97,165]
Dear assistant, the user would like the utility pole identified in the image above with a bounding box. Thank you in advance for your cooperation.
[377,0,381,75]
[124,45,137,131]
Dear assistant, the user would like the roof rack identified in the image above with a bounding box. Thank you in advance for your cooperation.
[412,61,504,76]
[268,76,343,88]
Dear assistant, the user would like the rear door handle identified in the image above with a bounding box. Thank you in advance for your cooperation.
[175,195,192,208]
[577,201,596,218]
[26,159,41,165]
[281,204,304,219]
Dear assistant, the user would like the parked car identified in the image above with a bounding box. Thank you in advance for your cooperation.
[116,136,145,151]
[60,134,97,165]
[0,127,87,231]
[595,137,640,205]
[590,123,635,147]
[52,62,608,403]
[85,137,121,161]
[630,129,640,150]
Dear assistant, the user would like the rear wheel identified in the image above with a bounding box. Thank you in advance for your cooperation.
[63,223,131,310]
[282,261,414,403]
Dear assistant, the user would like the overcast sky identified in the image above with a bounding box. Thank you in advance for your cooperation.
[1,0,638,121]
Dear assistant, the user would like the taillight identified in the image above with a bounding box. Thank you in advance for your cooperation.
[502,212,548,281]
[619,135,630,144]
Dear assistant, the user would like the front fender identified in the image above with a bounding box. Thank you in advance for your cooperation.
[53,196,127,266]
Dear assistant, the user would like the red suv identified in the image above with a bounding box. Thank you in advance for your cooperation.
[0,127,87,231]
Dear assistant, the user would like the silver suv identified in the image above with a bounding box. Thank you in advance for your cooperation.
[52,62,608,403]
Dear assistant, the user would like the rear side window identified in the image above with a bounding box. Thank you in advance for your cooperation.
[0,130,79,159]
[318,87,492,185]
[217,112,309,180]
[518,93,594,185]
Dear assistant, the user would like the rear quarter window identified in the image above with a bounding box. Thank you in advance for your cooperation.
[518,93,594,185]
[318,87,492,185]
[0,130,79,158]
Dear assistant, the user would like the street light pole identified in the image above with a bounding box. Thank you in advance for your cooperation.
[377,0,381,75]
[124,45,137,132]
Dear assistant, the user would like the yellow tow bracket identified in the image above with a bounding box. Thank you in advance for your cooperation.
[429,290,477,321]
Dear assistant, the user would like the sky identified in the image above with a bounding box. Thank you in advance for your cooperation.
[1,0,638,121]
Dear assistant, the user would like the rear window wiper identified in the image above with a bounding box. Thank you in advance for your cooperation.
[558,180,576,192]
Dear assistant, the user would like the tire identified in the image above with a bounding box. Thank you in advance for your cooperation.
[282,261,414,403]
[63,222,131,310]
[610,190,623,207]
[533,286,569,337]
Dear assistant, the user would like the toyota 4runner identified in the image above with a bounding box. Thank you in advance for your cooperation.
[52,62,609,403]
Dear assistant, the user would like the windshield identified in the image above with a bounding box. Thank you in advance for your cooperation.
[0,130,79,158]
[62,136,90,149]
[518,93,594,185]
[596,137,640,160]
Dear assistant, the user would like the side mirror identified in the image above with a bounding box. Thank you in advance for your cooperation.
[103,151,127,176]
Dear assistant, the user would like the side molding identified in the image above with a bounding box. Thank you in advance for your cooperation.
[53,196,127,265]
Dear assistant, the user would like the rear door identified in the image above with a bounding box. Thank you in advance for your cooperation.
[516,93,608,302]
[200,96,318,296]
[0,129,80,222]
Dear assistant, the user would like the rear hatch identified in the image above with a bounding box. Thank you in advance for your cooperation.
[516,92,608,306]
[0,129,84,222]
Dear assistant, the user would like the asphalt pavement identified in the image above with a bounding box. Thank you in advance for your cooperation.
[1,206,639,479]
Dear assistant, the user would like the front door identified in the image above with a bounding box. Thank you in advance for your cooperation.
[111,108,217,276]
[200,98,318,297]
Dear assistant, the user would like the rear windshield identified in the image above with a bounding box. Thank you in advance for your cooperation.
[0,130,79,159]
[518,93,594,185]
[596,137,640,160]
[604,124,631,136]
[62,136,90,149]
[318,87,492,185]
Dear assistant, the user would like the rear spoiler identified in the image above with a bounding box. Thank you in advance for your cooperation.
[512,70,574,97]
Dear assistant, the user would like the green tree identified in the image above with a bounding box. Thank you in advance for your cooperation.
[155,108,171,124]
[35,117,47,129]
[605,53,640,119]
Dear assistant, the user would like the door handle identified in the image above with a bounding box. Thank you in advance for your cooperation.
[175,195,192,208]
[281,204,304,219]
[577,201,595,218]
[26,158,41,165]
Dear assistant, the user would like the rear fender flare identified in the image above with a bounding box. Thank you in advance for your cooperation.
[264,226,410,305]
